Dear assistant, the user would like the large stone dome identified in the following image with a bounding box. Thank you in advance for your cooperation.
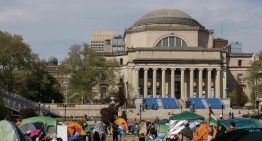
[134,9,202,27]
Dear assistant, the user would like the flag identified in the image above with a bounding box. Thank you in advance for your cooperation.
[209,106,218,125]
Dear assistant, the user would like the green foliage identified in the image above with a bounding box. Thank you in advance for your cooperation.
[0,31,34,92]
[0,31,63,103]
[120,111,127,122]
[17,61,63,103]
[47,56,58,65]
[247,51,262,104]
[58,43,120,101]
[100,107,118,126]
[228,84,248,107]
[117,82,126,107]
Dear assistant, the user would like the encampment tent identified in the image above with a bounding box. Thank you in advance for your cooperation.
[0,120,25,141]
[158,119,169,125]
[217,117,262,136]
[169,111,204,121]
[159,124,169,133]
[115,118,128,129]
[67,121,85,136]
[21,116,57,133]
[220,118,262,130]
[18,123,42,134]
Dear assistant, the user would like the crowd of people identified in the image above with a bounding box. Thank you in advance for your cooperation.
[168,121,236,141]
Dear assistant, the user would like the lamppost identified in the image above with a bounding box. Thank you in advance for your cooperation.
[63,80,68,120]
[221,104,224,119]
[38,102,41,115]
[138,104,144,121]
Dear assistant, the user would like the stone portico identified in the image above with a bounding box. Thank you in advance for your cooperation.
[103,9,253,101]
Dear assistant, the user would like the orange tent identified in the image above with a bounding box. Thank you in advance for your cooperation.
[192,124,217,141]
[67,121,85,136]
[115,118,128,130]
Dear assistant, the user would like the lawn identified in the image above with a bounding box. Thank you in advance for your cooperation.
[106,135,139,141]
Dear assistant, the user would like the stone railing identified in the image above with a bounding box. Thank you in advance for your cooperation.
[1,90,60,117]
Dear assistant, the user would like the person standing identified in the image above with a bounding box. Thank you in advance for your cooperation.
[148,123,157,139]
[227,121,236,132]
[208,124,214,141]
[179,122,193,141]
[112,123,118,141]
[122,122,127,135]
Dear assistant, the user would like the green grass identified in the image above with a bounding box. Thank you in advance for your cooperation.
[106,135,139,141]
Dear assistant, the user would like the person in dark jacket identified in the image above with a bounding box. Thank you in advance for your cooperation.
[179,122,193,141]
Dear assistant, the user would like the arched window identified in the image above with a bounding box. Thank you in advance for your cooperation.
[155,36,187,47]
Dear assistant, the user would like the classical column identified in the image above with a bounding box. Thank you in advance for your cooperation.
[215,68,221,98]
[180,68,185,99]
[161,68,166,98]
[135,68,139,98]
[143,68,148,98]
[207,68,212,98]
[222,68,227,98]
[171,68,176,98]
[198,68,203,98]
[190,68,194,98]
[152,68,157,98]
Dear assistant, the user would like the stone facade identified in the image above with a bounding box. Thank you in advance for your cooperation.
[102,9,253,101]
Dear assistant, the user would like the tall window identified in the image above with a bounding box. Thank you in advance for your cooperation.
[238,60,242,67]
[156,36,187,47]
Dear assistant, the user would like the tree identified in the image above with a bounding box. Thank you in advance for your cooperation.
[58,43,120,101]
[0,31,63,103]
[120,111,127,122]
[17,60,64,103]
[100,107,118,126]
[228,83,248,107]
[247,51,262,104]
[117,81,126,107]
[0,31,34,93]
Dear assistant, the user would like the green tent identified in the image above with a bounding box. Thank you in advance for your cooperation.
[159,124,169,133]
[21,116,57,133]
[220,118,262,130]
[158,119,169,125]
[0,120,25,141]
[169,111,204,121]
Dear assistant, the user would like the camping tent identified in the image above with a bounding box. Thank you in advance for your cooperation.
[192,124,216,141]
[21,116,57,133]
[169,111,204,121]
[18,123,42,134]
[213,128,262,141]
[220,118,262,130]
[67,121,85,136]
[115,118,128,129]
[217,117,262,136]
[0,120,25,141]
[158,119,169,125]
[159,124,169,133]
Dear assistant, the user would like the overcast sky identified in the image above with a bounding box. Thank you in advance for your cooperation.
[1,0,261,61]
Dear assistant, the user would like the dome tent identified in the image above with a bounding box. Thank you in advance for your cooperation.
[21,116,57,133]
[220,117,262,130]
[169,111,204,121]
[0,120,26,141]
